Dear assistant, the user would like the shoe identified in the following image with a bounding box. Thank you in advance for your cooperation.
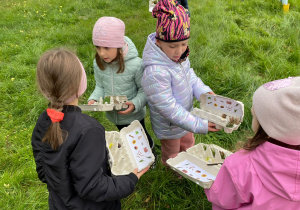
[149,147,157,170]
[148,137,154,149]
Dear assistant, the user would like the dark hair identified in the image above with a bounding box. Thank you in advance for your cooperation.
[36,49,82,150]
[242,125,269,151]
[95,48,125,74]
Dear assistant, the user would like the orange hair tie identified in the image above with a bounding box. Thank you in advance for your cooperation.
[46,108,64,123]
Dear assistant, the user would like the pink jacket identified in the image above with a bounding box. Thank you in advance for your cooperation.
[205,142,300,209]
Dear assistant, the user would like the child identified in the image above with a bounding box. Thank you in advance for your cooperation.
[141,0,219,166]
[88,17,154,149]
[32,49,148,209]
[177,0,189,14]
[205,77,300,209]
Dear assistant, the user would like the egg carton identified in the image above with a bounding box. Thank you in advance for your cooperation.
[105,120,155,175]
[79,95,128,112]
[167,143,232,188]
[149,0,156,12]
[191,93,244,133]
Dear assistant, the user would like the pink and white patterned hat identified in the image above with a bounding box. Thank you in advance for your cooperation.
[92,17,125,48]
[252,77,300,145]
[152,0,190,42]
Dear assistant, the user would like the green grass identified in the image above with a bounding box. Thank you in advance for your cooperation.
[1,0,300,209]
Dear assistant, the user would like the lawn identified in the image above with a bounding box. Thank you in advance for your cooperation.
[1,0,300,209]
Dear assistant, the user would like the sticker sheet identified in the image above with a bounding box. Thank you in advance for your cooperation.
[174,159,216,182]
[126,128,152,171]
[205,95,242,115]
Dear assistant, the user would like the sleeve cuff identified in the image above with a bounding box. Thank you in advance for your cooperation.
[128,172,139,185]
[199,119,209,134]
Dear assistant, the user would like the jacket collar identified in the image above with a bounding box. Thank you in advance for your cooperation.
[61,105,82,113]
[177,46,190,63]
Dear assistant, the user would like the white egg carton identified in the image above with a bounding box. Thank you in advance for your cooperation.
[105,120,155,175]
[167,143,232,188]
[149,0,158,12]
[79,95,128,111]
[191,93,244,133]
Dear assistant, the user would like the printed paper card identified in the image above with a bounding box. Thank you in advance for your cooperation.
[126,127,152,171]
[174,159,216,182]
[205,95,243,116]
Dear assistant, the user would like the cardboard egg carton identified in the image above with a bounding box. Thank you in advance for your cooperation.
[191,93,244,133]
[79,95,128,112]
[149,0,157,12]
[105,120,155,175]
[167,143,232,188]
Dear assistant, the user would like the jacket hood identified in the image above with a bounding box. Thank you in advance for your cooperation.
[251,141,300,201]
[124,36,139,61]
[143,32,188,69]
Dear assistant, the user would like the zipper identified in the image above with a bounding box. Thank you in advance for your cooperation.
[111,67,114,95]
[110,68,118,124]
[180,64,192,104]
[168,64,191,131]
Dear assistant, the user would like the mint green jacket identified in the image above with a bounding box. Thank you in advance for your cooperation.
[88,36,146,125]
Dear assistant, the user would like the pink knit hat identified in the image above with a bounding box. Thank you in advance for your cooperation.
[92,17,125,48]
[252,77,300,145]
[152,0,190,42]
[65,59,87,104]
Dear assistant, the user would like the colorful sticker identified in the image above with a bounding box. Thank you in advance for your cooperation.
[205,95,243,116]
[126,128,153,171]
[174,160,216,182]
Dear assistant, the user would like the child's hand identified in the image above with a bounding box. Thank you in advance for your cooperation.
[132,167,150,179]
[206,92,216,95]
[208,122,220,132]
[88,100,96,105]
[118,101,135,115]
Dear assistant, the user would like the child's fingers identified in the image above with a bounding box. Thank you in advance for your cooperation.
[118,102,135,115]
[137,167,150,179]
[208,127,220,132]
[132,167,150,179]
[139,166,150,174]
[88,100,95,105]
[206,91,216,95]
[208,122,220,132]
[208,122,216,127]
[132,168,138,176]
[118,107,132,115]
